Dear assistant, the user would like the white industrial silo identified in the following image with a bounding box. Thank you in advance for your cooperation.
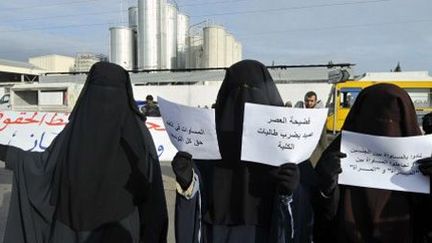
[128,6,138,70]
[203,25,226,68]
[224,33,234,67]
[128,6,138,29]
[161,3,177,69]
[176,13,189,69]
[159,0,167,69]
[187,35,203,68]
[138,0,160,69]
[233,40,243,63]
[109,27,135,70]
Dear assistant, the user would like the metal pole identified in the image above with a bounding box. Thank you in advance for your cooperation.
[333,84,337,134]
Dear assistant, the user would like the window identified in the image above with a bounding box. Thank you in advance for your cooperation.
[39,90,67,106]
[14,90,38,106]
[405,88,431,108]
[340,88,361,108]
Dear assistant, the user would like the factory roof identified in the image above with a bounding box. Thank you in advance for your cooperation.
[0,58,40,70]
[40,65,352,84]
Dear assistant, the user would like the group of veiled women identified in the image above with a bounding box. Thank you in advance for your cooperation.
[1,60,432,243]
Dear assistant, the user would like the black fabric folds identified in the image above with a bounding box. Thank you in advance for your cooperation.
[204,60,284,226]
[313,83,429,243]
[52,62,153,231]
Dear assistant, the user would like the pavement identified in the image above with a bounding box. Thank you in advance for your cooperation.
[0,161,177,243]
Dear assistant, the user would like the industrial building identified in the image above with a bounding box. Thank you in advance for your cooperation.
[109,0,243,70]
[37,64,353,108]
[28,54,75,73]
[0,58,44,83]
[27,53,106,73]
[74,53,108,72]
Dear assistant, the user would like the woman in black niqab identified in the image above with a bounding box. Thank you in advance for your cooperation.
[2,62,168,243]
[313,83,432,242]
[173,60,316,243]
[211,59,285,225]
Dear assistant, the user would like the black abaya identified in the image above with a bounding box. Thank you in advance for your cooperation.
[2,62,168,243]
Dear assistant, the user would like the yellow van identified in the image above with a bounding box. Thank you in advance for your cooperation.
[326,71,432,133]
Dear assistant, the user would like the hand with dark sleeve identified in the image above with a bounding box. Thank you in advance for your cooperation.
[315,151,346,196]
[273,163,300,195]
[0,144,7,162]
[172,151,193,190]
[0,144,9,169]
[417,157,432,176]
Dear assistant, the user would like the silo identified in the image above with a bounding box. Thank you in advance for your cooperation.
[224,33,234,67]
[203,25,226,68]
[138,0,160,69]
[176,13,189,69]
[128,6,138,70]
[128,6,138,29]
[162,3,177,69]
[109,27,135,70]
[236,41,243,62]
[187,35,203,68]
[159,0,167,69]
[233,40,242,63]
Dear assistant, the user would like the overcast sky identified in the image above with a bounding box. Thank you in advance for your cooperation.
[0,0,430,74]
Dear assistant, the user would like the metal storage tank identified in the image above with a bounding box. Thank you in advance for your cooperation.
[176,13,189,69]
[128,6,138,70]
[224,33,234,67]
[158,0,167,69]
[187,35,203,68]
[161,3,177,69]
[138,0,160,69]
[128,6,138,29]
[233,40,243,63]
[109,27,135,70]
[203,25,226,68]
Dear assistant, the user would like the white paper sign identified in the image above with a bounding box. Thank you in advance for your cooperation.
[0,111,178,161]
[0,111,68,152]
[158,97,221,160]
[340,131,432,193]
[143,117,178,161]
[241,103,328,166]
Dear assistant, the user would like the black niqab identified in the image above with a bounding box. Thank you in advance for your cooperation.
[205,60,284,226]
[53,62,153,231]
[317,83,424,242]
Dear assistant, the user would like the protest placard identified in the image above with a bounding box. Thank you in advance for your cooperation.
[241,103,328,166]
[158,97,221,160]
[340,131,432,193]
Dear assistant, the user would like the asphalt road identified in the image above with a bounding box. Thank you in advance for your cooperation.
[0,162,177,243]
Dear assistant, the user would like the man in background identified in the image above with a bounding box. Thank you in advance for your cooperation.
[304,91,328,166]
[304,91,318,108]
[142,95,161,117]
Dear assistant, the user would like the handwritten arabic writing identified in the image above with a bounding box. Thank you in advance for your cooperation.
[146,122,166,131]
[0,111,168,132]
[166,120,205,147]
[339,131,432,194]
[258,116,315,151]
[258,128,314,140]
[158,96,221,160]
[0,111,176,159]
[6,131,60,152]
[241,103,328,166]
[257,126,314,151]
[348,147,423,176]
[278,141,295,150]
[0,111,68,131]
[267,116,311,126]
